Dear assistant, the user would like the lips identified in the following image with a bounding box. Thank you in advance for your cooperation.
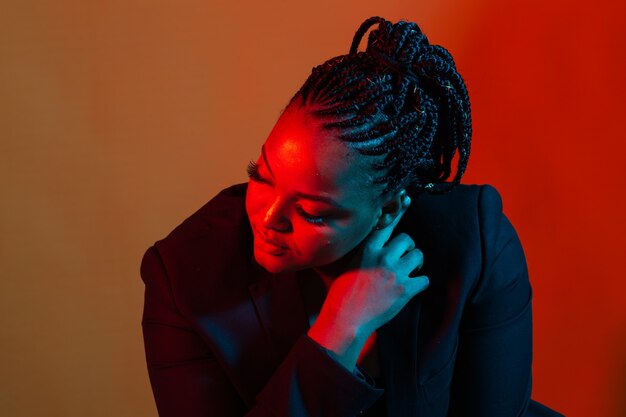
[261,236,288,250]
[254,228,288,250]
[256,239,288,257]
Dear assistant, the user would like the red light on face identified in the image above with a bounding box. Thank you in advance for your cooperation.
[244,105,380,275]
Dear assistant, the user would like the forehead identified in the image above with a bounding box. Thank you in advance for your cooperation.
[262,106,375,203]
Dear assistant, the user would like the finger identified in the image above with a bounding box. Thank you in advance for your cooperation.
[405,275,430,296]
[397,247,424,276]
[367,195,411,249]
[381,233,415,261]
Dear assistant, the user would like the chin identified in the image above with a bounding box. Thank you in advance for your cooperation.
[253,248,298,274]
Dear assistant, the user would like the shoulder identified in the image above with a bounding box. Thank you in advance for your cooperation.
[402,183,504,243]
[410,183,502,219]
[156,182,249,248]
[139,182,256,317]
[399,183,515,296]
[142,182,252,287]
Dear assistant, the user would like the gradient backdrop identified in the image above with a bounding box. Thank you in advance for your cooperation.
[1,1,625,416]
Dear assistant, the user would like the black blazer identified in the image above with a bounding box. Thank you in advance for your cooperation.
[140,182,563,417]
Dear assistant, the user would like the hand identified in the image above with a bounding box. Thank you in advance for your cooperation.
[307,195,429,369]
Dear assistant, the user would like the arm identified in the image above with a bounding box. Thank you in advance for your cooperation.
[448,185,533,416]
[140,246,382,417]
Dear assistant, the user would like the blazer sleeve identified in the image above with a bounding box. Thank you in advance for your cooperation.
[140,245,383,417]
[447,185,534,416]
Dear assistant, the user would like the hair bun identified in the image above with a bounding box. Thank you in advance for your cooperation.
[351,17,430,68]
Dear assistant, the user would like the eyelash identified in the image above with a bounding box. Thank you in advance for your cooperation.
[246,160,328,226]
[246,161,269,184]
[294,205,327,225]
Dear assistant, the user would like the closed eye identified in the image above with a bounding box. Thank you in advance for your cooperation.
[246,161,272,185]
[247,160,329,226]
[295,205,328,225]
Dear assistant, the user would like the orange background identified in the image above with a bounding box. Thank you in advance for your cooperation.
[1,1,624,416]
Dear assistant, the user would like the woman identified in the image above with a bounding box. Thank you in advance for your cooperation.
[140,17,562,416]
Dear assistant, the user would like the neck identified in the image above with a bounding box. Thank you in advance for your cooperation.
[309,269,335,291]
[310,245,361,290]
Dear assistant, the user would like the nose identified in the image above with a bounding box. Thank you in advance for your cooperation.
[262,198,291,233]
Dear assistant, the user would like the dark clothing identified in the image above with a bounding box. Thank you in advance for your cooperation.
[140,182,563,416]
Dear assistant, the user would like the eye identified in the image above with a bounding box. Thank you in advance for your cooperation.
[246,160,272,185]
[295,204,328,226]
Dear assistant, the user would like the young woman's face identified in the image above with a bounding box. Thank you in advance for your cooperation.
[245,105,384,274]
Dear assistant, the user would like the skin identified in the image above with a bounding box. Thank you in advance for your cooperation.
[245,103,430,371]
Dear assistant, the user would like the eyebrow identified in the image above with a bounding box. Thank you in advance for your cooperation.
[260,144,346,209]
[295,191,345,208]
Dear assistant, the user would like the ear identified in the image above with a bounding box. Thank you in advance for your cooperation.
[375,189,409,230]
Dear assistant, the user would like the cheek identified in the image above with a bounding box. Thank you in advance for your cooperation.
[294,225,364,265]
[245,182,265,220]
[298,233,333,256]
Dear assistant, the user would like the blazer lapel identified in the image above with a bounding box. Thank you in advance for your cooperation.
[178,257,307,409]
[377,294,423,417]
[247,265,310,365]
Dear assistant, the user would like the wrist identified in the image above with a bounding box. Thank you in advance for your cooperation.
[307,319,369,370]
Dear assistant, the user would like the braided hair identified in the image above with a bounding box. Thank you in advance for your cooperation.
[288,16,472,196]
